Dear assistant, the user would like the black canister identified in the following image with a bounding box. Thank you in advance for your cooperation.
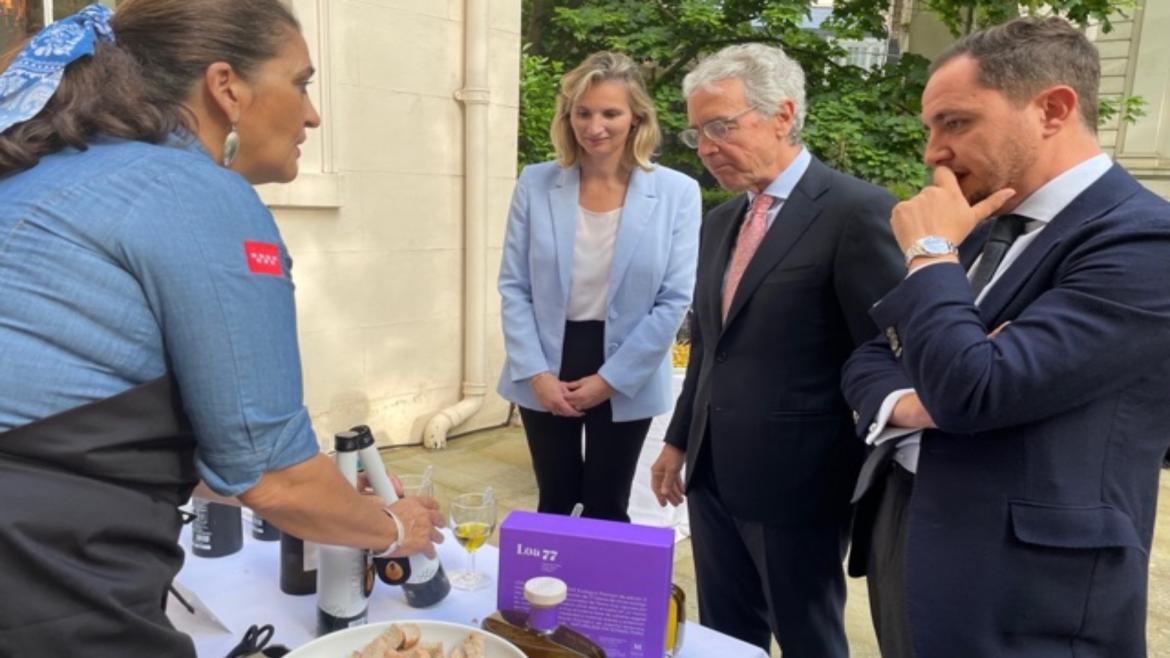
[251,514,280,541]
[191,498,243,558]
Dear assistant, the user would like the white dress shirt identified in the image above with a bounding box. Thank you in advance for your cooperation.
[748,147,812,231]
[567,205,622,321]
[867,153,1114,472]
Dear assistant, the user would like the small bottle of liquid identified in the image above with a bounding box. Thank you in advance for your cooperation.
[665,583,686,657]
[251,513,280,541]
[482,576,606,658]
[279,532,318,595]
[191,498,243,558]
[316,430,372,635]
[349,426,451,608]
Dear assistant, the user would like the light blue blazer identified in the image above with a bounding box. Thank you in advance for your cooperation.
[497,161,701,421]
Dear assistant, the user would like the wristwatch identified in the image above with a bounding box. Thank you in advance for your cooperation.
[904,235,957,267]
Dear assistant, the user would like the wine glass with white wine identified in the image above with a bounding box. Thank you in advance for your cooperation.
[449,491,497,591]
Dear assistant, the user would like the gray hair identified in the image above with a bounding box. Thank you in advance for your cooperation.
[682,43,807,144]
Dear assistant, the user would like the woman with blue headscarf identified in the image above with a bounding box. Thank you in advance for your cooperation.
[0,2,444,655]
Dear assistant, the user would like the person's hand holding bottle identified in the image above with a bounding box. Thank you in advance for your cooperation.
[380,496,445,559]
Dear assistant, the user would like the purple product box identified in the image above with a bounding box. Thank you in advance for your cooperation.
[497,510,674,658]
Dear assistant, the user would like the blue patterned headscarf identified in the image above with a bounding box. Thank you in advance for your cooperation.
[0,4,115,135]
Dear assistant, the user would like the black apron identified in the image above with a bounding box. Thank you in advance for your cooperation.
[0,375,199,658]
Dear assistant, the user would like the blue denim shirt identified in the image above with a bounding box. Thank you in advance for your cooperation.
[0,136,319,496]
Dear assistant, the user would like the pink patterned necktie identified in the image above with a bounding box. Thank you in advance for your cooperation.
[722,194,775,322]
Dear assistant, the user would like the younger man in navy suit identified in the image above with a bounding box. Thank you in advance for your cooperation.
[844,17,1170,658]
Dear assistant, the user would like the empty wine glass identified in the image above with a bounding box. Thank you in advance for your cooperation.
[398,472,434,499]
[448,491,496,591]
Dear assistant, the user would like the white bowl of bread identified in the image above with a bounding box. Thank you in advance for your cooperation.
[285,620,524,658]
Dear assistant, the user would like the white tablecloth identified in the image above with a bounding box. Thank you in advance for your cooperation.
[627,369,689,539]
[169,526,765,658]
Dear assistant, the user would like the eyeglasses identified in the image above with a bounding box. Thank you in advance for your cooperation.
[678,107,756,149]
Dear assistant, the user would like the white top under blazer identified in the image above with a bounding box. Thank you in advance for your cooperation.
[496,161,702,421]
[567,205,622,321]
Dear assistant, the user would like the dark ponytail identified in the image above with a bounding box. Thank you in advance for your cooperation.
[0,0,298,176]
[0,42,171,175]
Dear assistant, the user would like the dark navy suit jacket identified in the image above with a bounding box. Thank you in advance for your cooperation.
[843,164,1170,657]
[665,156,903,524]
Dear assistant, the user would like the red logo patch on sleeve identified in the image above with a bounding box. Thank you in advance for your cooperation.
[244,241,284,276]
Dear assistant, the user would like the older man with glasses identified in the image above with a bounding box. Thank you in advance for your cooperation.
[650,43,905,657]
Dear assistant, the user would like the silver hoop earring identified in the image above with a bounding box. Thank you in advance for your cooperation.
[222,125,240,167]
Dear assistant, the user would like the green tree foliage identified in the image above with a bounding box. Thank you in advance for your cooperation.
[519,46,563,169]
[519,0,1138,204]
[1099,94,1147,127]
[921,0,1137,36]
[802,54,933,199]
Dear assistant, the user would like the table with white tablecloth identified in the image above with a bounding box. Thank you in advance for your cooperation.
[627,369,689,537]
[169,525,767,658]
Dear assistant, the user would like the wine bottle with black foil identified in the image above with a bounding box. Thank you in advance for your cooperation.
[191,498,243,558]
[280,532,318,595]
[482,577,606,658]
[348,425,451,608]
[316,431,372,635]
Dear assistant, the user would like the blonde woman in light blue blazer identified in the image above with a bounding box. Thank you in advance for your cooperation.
[498,52,701,522]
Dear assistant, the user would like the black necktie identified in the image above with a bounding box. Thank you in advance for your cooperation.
[853,215,1030,499]
[969,214,1028,298]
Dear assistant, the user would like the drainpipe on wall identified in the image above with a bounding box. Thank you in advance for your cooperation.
[423,0,489,449]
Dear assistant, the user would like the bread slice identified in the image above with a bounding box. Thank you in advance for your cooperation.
[456,632,485,658]
[399,623,421,650]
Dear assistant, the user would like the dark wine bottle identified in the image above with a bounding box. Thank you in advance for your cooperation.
[280,532,318,595]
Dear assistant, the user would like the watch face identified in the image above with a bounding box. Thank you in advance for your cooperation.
[921,236,952,254]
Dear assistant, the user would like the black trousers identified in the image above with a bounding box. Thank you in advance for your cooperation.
[518,321,652,522]
[867,462,916,658]
[687,453,850,658]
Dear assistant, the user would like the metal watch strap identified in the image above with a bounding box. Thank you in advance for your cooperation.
[904,236,956,267]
